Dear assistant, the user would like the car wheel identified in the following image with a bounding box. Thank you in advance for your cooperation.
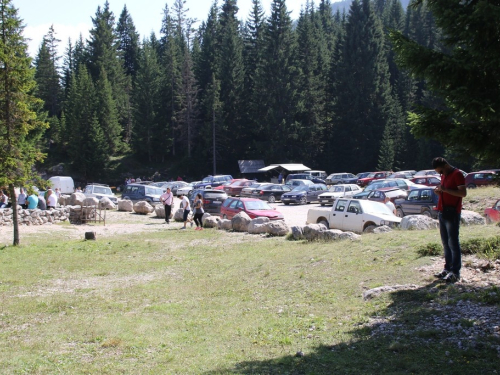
[318,220,329,228]
[422,209,432,217]
[396,208,404,218]
[284,202,290,206]
[299,196,307,205]
[467,183,476,188]
[320,203,325,206]
[363,225,377,233]
[123,196,130,200]
[268,195,276,203]
[223,214,228,220]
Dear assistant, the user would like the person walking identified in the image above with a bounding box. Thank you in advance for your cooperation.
[160,187,174,224]
[193,193,204,230]
[178,193,193,229]
[432,157,467,283]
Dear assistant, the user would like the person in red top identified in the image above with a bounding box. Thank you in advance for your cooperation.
[432,157,467,283]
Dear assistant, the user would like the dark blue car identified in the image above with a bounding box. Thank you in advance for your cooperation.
[281,184,328,205]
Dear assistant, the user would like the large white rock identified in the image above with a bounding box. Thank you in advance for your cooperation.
[99,197,116,210]
[204,216,219,228]
[58,195,71,206]
[373,225,392,234]
[460,210,486,226]
[174,208,185,222]
[117,199,133,212]
[231,211,251,232]
[303,224,327,241]
[218,219,233,231]
[262,220,289,236]
[400,215,439,230]
[133,201,154,215]
[83,197,99,206]
[201,213,211,224]
[70,192,86,206]
[248,217,270,234]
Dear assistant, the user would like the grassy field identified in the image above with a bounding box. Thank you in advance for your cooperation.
[1,188,499,374]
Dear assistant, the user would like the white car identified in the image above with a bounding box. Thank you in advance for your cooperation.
[307,198,401,233]
[176,182,198,197]
[318,184,362,206]
[84,184,118,203]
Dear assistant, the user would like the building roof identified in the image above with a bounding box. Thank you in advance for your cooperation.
[258,163,311,173]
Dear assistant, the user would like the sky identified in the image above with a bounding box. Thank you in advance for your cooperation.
[14,0,309,58]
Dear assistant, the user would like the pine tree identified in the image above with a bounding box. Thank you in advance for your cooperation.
[330,0,394,172]
[0,0,48,245]
[116,5,140,77]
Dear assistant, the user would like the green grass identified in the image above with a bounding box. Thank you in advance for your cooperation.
[0,224,499,374]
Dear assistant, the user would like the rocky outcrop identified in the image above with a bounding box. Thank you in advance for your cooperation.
[400,215,439,230]
[288,224,360,242]
[133,201,154,215]
[117,199,133,212]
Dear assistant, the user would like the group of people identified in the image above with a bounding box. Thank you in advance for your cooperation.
[0,187,61,210]
[159,188,204,230]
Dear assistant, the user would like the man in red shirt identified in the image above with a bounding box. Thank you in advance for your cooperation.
[432,157,467,283]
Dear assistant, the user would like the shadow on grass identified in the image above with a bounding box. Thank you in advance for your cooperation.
[204,282,500,375]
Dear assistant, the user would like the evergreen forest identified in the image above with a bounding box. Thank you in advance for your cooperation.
[31,0,494,181]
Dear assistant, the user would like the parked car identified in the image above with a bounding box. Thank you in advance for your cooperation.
[365,187,407,203]
[304,170,327,180]
[367,178,426,192]
[223,179,255,196]
[410,176,441,186]
[194,175,233,189]
[357,171,391,187]
[484,199,500,224]
[240,182,272,198]
[286,179,314,188]
[251,184,292,203]
[176,182,198,197]
[188,188,228,215]
[352,180,407,200]
[318,184,362,206]
[151,181,190,195]
[325,172,357,185]
[285,173,325,184]
[465,171,497,188]
[306,198,401,233]
[281,183,328,205]
[414,169,439,177]
[387,172,414,179]
[220,197,284,220]
[121,183,164,204]
[84,183,118,203]
[48,176,75,194]
[394,188,439,219]
[356,172,371,179]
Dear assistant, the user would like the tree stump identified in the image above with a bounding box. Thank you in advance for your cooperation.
[85,231,96,241]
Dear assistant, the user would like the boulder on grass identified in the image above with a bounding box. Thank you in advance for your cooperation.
[303,224,327,241]
[174,208,184,222]
[231,211,251,232]
[201,212,211,224]
[118,199,133,212]
[373,225,392,234]
[248,217,270,234]
[460,210,485,226]
[99,197,116,210]
[290,226,305,240]
[400,215,438,230]
[204,216,219,228]
[155,204,165,218]
[133,201,154,215]
[218,219,233,231]
[263,220,289,236]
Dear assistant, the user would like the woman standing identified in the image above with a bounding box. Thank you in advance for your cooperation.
[193,193,204,230]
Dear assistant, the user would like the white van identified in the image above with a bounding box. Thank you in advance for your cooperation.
[305,170,327,180]
[48,176,75,194]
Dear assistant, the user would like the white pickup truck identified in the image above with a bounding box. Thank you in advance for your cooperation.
[306,198,401,233]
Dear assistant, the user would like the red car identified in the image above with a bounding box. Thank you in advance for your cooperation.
[465,171,496,188]
[223,179,254,196]
[410,176,441,187]
[214,179,245,191]
[485,199,500,224]
[358,171,391,187]
[220,197,284,221]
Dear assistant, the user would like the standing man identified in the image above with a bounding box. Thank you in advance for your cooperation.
[178,193,193,229]
[160,187,174,224]
[432,157,467,283]
[278,172,283,184]
[384,195,396,215]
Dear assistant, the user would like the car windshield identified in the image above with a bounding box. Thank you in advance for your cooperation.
[366,173,376,178]
[360,200,394,215]
[292,185,308,192]
[329,186,344,192]
[202,177,213,183]
[94,186,112,195]
[245,200,272,210]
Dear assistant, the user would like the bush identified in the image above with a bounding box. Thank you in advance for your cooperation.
[418,236,500,259]
[416,243,441,257]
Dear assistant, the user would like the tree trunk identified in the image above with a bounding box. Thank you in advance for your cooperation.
[9,184,19,246]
